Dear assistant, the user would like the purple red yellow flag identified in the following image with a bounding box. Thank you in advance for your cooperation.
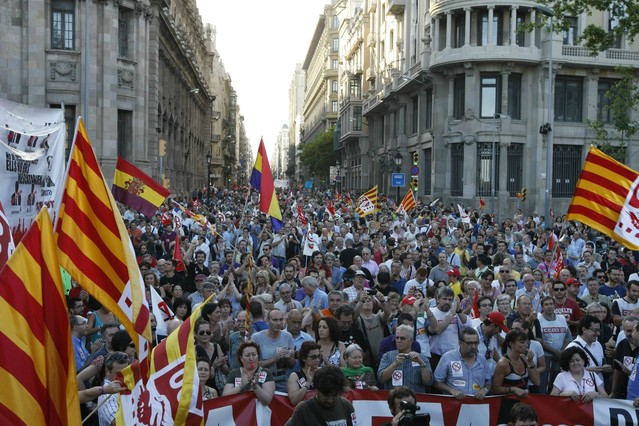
[250,138,283,229]
[355,185,381,217]
[0,208,81,425]
[112,156,171,218]
[566,147,639,249]
[55,119,152,371]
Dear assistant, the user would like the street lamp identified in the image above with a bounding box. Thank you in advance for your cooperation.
[394,152,403,205]
[335,160,341,193]
[535,5,555,229]
[206,152,212,188]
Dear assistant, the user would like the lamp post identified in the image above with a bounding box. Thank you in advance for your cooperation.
[535,5,555,229]
[335,160,341,193]
[206,152,212,189]
[394,151,403,205]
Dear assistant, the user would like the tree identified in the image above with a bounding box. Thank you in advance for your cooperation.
[586,67,639,161]
[298,129,336,182]
[533,0,638,53]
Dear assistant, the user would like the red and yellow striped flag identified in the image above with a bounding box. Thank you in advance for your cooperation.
[55,119,152,366]
[396,189,417,214]
[566,146,639,249]
[355,185,381,217]
[0,208,81,425]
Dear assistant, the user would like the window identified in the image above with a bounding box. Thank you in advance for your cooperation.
[597,80,615,124]
[331,101,338,113]
[609,15,622,48]
[117,110,133,160]
[555,77,583,122]
[423,89,433,131]
[453,14,465,48]
[411,96,418,134]
[332,38,339,53]
[450,144,464,196]
[332,15,339,29]
[507,143,523,196]
[478,11,502,46]
[563,17,578,46]
[476,142,500,197]
[51,0,75,50]
[515,12,526,46]
[480,74,501,118]
[423,148,432,195]
[332,59,339,70]
[353,106,362,131]
[508,74,522,120]
[332,80,338,93]
[552,145,582,197]
[453,74,465,119]
[349,78,361,98]
[118,7,133,58]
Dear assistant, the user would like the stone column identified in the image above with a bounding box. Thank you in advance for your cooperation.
[510,6,518,46]
[446,11,452,49]
[434,16,440,51]
[464,8,472,46]
[487,6,494,45]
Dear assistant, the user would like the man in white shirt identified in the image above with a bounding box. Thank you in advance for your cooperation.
[566,314,611,384]
[403,267,433,295]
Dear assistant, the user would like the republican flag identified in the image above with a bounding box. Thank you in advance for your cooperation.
[172,200,218,236]
[112,156,171,218]
[355,185,381,217]
[116,298,209,425]
[0,200,15,270]
[55,119,152,373]
[396,190,417,214]
[250,138,283,230]
[0,208,81,425]
[567,146,639,249]
[173,234,186,272]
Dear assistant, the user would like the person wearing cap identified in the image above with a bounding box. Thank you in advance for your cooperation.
[565,277,588,310]
[433,328,492,399]
[477,311,509,373]
[447,268,462,298]
[552,280,583,336]
[344,270,368,303]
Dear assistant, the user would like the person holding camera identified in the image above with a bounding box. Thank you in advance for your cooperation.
[382,387,429,426]
[378,324,432,392]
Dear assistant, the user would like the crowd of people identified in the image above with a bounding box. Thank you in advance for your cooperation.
[69,186,639,425]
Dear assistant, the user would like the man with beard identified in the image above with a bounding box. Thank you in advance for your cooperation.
[428,286,471,371]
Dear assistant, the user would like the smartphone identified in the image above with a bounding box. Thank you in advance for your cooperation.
[366,288,376,295]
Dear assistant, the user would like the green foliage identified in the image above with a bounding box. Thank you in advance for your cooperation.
[533,0,638,54]
[585,67,639,162]
[299,128,336,181]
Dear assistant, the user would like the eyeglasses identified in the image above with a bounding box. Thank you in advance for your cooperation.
[500,270,510,273]
[307,354,322,360]
[588,328,601,334]
[198,331,212,336]
[553,287,566,292]
[461,340,479,346]
[588,310,604,315]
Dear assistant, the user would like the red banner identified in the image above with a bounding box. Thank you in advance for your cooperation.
[200,390,639,425]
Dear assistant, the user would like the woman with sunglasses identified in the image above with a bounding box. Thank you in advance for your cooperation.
[287,341,322,405]
[195,319,228,394]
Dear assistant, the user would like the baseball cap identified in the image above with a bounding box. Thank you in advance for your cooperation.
[447,268,460,277]
[487,312,509,333]
[401,296,417,306]
[195,274,207,281]
[354,270,367,278]
[566,278,581,287]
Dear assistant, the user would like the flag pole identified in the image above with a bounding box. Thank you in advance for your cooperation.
[52,116,83,232]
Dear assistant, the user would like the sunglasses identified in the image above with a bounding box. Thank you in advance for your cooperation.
[553,287,566,291]
[198,331,212,336]
[307,354,322,360]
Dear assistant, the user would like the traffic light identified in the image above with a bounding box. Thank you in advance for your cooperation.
[411,177,419,192]
[159,139,167,157]
[520,187,527,202]
[413,152,419,165]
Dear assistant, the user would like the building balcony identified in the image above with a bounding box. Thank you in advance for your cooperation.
[324,68,338,78]
[387,0,405,15]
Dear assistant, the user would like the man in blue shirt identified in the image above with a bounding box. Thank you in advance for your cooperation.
[71,315,90,372]
[433,327,492,399]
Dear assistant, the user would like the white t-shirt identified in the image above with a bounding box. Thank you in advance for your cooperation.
[552,370,602,395]
[430,308,471,356]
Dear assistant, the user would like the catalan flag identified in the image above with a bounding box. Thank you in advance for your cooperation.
[250,138,283,230]
[566,147,639,249]
[396,189,417,214]
[116,297,209,425]
[55,119,152,369]
[0,208,81,426]
[112,155,171,218]
[355,185,381,217]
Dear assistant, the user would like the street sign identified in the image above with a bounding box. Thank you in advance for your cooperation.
[391,173,405,187]
[410,166,420,176]
[304,180,313,189]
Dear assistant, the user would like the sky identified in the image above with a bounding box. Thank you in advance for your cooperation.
[197,0,330,155]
